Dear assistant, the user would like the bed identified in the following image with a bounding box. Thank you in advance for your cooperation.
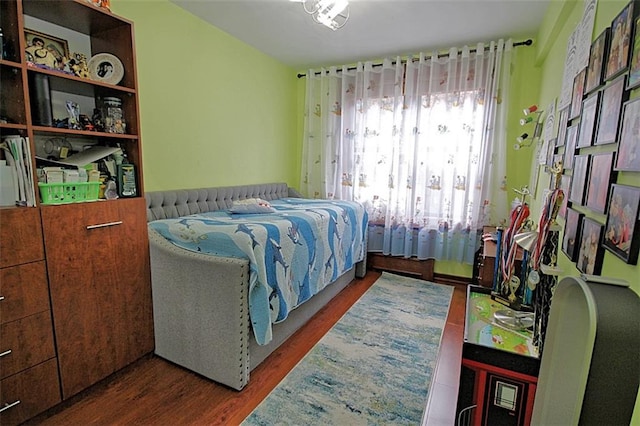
[145,182,368,390]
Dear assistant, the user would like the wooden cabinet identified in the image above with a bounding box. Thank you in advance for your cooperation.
[41,197,153,399]
[1,0,152,422]
[456,286,539,426]
[2,0,145,199]
[0,209,61,426]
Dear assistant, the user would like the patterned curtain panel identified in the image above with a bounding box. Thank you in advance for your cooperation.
[301,40,512,264]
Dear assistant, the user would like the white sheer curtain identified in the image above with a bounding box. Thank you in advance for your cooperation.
[301,40,512,264]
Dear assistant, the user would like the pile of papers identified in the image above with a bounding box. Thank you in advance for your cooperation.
[1,136,36,207]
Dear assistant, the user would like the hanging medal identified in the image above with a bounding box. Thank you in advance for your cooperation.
[508,275,521,303]
[528,269,540,289]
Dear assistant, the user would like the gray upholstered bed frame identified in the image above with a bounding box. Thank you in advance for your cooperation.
[145,182,366,390]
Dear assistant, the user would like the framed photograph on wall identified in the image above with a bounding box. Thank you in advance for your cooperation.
[563,124,579,170]
[570,68,587,120]
[558,174,571,219]
[577,92,600,148]
[569,154,590,205]
[628,15,640,89]
[577,217,604,275]
[585,151,616,214]
[24,28,69,70]
[605,0,637,81]
[546,138,557,167]
[529,163,541,198]
[615,97,640,171]
[595,74,628,145]
[562,207,584,262]
[585,28,610,94]
[556,107,569,147]
[603,184,640,265]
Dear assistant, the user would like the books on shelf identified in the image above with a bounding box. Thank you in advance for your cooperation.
[1,136,36,207]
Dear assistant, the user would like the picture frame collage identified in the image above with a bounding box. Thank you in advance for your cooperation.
[558,0,640,271]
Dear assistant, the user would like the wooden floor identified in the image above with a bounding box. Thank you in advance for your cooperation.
[30,270,466,426]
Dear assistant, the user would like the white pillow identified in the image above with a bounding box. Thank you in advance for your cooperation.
[229,198,275,214]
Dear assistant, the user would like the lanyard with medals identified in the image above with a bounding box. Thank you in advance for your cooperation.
[528,161,564,289]
[501,187,531,302]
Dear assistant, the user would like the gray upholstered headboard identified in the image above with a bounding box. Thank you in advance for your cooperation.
[145,182,302,222]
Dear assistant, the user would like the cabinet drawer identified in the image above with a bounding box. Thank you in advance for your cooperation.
[0,261,50,324]
[0,208,45,268]
[1,311,56,379]
[41,198,132,233]
[0,358,61,426]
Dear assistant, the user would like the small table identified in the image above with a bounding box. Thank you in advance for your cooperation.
[456,285,540,426]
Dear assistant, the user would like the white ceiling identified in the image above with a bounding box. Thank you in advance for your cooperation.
[171,0,551,70]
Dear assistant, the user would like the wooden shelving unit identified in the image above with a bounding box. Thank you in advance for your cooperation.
[0,2,153,424]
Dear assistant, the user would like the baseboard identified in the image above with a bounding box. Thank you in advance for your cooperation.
[433,272,471,287]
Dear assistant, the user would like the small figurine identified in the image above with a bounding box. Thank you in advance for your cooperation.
[68,53,90,79]
[79,114,94,131]
[66,101,81,130]
[92,108,104,132]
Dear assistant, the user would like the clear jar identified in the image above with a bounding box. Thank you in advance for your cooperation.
[102,97,126,134]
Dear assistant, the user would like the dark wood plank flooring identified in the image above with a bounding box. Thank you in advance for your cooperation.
[30,271,466,426]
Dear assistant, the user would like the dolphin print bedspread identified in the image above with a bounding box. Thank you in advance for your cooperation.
[148,198,368,345]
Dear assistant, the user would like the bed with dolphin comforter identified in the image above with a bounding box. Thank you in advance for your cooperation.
[145,183,367,390]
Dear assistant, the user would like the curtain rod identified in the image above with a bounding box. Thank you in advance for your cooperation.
[296,38,532,79]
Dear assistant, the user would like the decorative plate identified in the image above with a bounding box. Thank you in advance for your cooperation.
[87,53,124,85]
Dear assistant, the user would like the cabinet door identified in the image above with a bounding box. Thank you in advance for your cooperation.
[41,198,153,399]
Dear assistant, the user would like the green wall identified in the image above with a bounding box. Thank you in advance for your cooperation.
[113,0,543,279]
[112,0,299,191]
[533,1,640,423]
[111,1,638,284]
[112,1,638,419]
[533,0,640,308]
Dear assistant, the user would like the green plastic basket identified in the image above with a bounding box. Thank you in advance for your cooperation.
[39,182,100,204]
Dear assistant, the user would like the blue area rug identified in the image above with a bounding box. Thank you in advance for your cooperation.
[242,271,454,425]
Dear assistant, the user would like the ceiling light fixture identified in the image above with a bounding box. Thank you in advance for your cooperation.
[293,0,350,31]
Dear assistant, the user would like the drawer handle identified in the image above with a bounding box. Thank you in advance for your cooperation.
[86,220,123,230]
[0,296,4,301]
[0,400,21,413]
[0,349,11,358]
